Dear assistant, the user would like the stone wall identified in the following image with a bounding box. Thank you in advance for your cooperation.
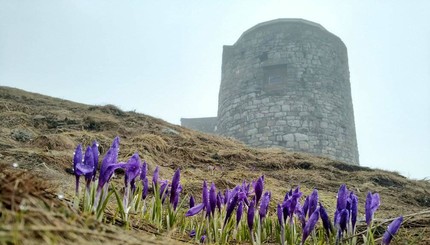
[181,19,359,165]
[217,19,359,165]
[180,117,217,134]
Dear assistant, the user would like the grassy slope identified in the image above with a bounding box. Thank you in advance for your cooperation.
[0,86,429,244]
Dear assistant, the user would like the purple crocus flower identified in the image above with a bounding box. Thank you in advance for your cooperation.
[159,179,169,203]
[224,191,239,225]
[319,202,333,237]
[74,146,95,195]
[365,191,380,226]
[186,203,205,216]
[277,203,284,228]
[140,161,147,180]
[170,169,181,207]
[123,153,141,209]
[91,141,99,181]
[302,207,320,244]
[303,196,310,218]
[93,137,125,210]
[236,201,243,226]
[172,184,182,210]
[350,192,358,232]
[308,189,319,217]
[216,191,223,212]
[200,235,206,243]
[295,204,307,229]
[224,189,231,205]
[82,146,95,188]
[185,181,209,217]
[142,177,148,200]
[247,199,255,232]
[334,184,348,226]
[282,187,302,223]
[73,144,83,194]
[152,166,159,188]
[189,229,196,238]
[124,153,141,188]
[382,216,403,245]
[209,182,217,216]
[140,161,148,200]
[337,209,349,234]
[259,191,271,221]
[189,195,195,209]
[254,176,264,205]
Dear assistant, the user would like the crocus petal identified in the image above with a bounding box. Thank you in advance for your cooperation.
[337,209,349,233]
[140,161,147,180]
[254,176,264,205]
[91,141,99,181]
[303,196,310,218]
[259,191,271,220]
[365,192,380,226]
[186,203,205,217]
[200,235,206,243]
[224,191,239,225]
[247,199,255,232]
[190,195,195,209]
[236,201,243,226]
[277,203,284,228]
[350,192,358,231]
[302,207,320,243]
[216,192,222,212]
[124,153,141,187]
[209,182,217,216]
[319,202,333,237]
[382,216,403,245]
[152,166,159,187]
[73,144,83,174]
[142,177,148,200]
[308,189,319,217]
[170,169,181,206]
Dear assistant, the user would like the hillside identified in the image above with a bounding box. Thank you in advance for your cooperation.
[0,86,429,244]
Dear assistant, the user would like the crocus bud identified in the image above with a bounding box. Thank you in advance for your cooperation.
[365,191,380,226]
[189,195,195,209]
[254,176,264,205]
[209,182,217,216]
[170,169,181,206]
[308,189,319,217]
[302,207,320,244]
[224,191,239,225]
[350,192,358,231]
[247,199,255,232]
[259,191,271,221]
[152,166,159,188]
[236,201,243,226]
[142,177,148,200]
[91,141,99,181]
[319,202,333,237]
[277,203,284,228]
[382,216,403,245]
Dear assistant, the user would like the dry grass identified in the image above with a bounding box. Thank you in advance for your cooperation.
[1,86,430,244]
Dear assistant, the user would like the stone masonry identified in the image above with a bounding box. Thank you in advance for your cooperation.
[182,19,359,165]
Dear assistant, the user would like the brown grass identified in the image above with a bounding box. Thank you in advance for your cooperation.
[1,86,429,244]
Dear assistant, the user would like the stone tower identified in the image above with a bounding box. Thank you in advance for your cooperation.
[182,18,359,165]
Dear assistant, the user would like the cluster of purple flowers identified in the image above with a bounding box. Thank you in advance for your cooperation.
[72,136,182,213]
[72,137,404,244]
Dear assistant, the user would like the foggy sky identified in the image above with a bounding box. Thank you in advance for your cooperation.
[1,1,429,179]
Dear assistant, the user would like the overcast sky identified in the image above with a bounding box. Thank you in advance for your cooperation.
[1,1,429,179]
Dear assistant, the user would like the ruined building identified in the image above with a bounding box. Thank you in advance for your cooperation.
[181,19,359,165]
